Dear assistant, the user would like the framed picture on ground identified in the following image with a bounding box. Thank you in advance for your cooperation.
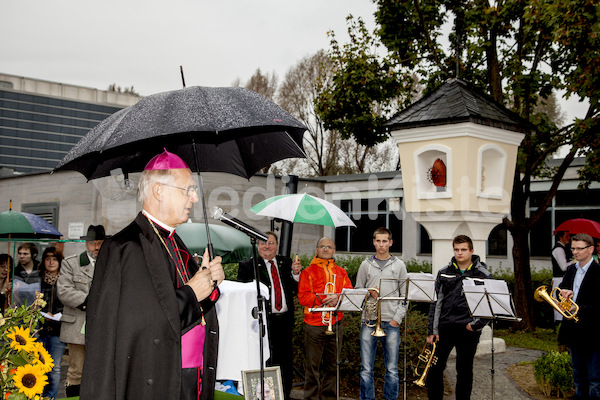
[241,366,283,400]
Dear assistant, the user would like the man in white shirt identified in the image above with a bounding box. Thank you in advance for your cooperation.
[559,233,600,399]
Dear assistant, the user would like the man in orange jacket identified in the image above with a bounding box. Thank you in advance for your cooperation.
[298,237,353,400]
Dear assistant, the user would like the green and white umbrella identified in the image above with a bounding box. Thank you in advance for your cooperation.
[175,222,253,263]
[250,193,356,228]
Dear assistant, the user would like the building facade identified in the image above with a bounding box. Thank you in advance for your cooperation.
[0,73,141,175]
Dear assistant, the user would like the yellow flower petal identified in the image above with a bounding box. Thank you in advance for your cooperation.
[7,326,35,353]
[12,363,47,398]
[32,342,54,373]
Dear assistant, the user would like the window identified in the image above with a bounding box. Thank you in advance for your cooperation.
[487,224,507,256]
[21,202,60,227]
[418,224,432,255]
[334,198,403,253]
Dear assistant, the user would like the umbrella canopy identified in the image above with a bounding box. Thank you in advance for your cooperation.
[175,222,253,264]
[250,193,356,228]
[53,86,307,180]
[554,218,600,238]
[0,210,62,238]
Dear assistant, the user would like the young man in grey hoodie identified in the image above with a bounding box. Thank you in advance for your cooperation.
[355,227,408,400]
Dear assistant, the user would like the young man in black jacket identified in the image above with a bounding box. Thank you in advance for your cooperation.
[425,235,492,400]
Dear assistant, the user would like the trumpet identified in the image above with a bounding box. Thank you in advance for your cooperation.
[414,340,438,387]
[534,285,579,322]
[363,288,386,337]
[322,277,337,335]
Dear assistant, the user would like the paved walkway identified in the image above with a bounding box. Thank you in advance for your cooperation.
[290,346,545,400]
[445,346,544,399]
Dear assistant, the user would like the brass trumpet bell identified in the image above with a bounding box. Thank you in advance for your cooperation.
[534,285,579,322]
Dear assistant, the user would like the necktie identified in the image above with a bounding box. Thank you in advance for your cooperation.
[269,260,283,311]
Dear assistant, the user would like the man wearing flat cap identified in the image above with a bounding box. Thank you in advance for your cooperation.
[81,149,224,400]
[58,224,107,397]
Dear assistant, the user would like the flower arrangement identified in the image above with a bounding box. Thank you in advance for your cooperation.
[1,292,53,400]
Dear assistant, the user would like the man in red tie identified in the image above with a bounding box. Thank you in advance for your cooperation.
[237,232,302,400]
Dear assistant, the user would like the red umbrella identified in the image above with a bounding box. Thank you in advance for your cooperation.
[553,218,600,238]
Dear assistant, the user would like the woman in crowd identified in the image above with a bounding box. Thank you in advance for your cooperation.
[39,246,66,399]
[0,253,13,312]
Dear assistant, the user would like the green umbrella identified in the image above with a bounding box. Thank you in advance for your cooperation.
[0,209,62,238]
[175,222,253,263]
[250,193,356,228]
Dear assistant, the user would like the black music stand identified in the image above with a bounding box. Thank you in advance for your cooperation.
[388,273,436,400]
[462,279,520,400]
[309,288,368,400]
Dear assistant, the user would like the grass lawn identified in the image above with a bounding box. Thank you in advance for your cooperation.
[495,327,560,352]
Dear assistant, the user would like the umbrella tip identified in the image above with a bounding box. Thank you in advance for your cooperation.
[9,199,12,211]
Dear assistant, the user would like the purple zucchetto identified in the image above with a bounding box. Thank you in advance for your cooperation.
[144,148,190,171]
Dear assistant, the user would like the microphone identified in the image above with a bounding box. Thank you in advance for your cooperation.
[209,206,269,242]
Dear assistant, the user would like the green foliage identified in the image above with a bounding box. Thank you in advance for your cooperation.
[315,16,415,146]
[223,263,239,281]
[533,351,574,398]
[405,258,432,273]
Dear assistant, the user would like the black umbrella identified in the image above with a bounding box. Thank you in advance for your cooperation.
[54,86,306,180]
[54,86,307,257]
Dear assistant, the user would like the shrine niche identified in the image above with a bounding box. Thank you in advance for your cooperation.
[478,144,507,199]
[415,144,451,199]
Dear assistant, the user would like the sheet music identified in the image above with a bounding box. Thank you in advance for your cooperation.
[309,289,368,312]
[338,288,368,311]
[406,273,436,302]
[463,279,516,319]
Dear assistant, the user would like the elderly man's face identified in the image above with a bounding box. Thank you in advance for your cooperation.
[316,238,336,260]
[257,234,278,261]
[159,168,199,227]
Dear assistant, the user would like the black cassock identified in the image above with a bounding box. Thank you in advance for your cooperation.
[81,212,219,400]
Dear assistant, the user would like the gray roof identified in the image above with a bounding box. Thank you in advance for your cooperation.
[385,79,530,134]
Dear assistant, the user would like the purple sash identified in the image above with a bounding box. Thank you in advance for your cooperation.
[181,324,205,369]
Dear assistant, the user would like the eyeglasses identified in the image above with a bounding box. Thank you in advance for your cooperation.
[162,183,198,197]
[258,241,277,246]
[318,246,334,250]
[571,245,592,252]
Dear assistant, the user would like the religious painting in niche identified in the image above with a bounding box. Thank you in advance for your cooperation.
[427,158,447,192]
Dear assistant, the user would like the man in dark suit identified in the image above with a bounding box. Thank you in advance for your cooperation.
[237,232,302,400]
[559,233,600,399]
[81,149,225,400]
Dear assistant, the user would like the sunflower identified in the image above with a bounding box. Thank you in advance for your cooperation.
[31,342,54,373]
[7,326,35,353]
[12,363,47,398]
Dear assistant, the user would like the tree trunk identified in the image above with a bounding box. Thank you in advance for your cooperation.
[511,221,535,331]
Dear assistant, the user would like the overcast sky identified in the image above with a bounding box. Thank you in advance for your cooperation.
[1,0,586,121]
[1,0,377,96]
